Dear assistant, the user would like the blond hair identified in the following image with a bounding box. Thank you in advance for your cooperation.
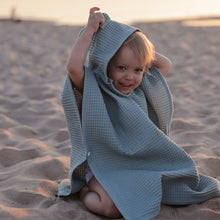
[120,31,155,72]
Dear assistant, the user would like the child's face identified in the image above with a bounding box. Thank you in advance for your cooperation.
[107,45,144,94]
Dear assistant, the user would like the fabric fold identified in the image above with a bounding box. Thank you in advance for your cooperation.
[59,13,220,220]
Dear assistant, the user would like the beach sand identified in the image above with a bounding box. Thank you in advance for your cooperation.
[0,17,219,219]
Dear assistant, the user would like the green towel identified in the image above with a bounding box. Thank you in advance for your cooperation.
[58,13,220,220]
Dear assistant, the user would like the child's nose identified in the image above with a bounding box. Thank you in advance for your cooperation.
[125,71,134,80]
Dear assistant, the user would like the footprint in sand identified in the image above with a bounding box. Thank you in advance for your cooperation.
[24,156,69,181]
[9,125,39,139]
[1,189,45,208]
[0,147,42,168]
[171,118,204,133]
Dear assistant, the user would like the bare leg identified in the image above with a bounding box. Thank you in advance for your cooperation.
[79,185,89,201]
[79,177,122,218]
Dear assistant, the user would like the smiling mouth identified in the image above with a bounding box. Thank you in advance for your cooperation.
[119,82,132,88]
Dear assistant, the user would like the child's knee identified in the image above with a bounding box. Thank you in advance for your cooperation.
[82,177,122,218]
[79,185,89,201]
[82,191,100,207]
[102,201,122,218]
[94,191,121,218]
[81,190,121,218]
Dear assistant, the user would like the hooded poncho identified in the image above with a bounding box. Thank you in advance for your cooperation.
[58,13,220,220]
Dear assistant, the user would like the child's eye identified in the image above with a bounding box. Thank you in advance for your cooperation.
[118,66,126,71]
[135,68,143,73]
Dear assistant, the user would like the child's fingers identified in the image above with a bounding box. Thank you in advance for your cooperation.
[90,7,100,15]
[99,15,105,26]
[88,7,105,30]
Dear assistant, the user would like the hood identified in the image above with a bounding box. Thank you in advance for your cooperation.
[85,13,138,85]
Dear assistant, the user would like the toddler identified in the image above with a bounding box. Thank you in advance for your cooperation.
[58,7,220,220]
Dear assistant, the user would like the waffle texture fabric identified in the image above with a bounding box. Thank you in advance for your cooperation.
[58,13,220,220]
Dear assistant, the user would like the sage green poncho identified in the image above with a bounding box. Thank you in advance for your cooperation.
[58,13,220,220]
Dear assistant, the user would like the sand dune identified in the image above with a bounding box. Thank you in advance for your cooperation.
[0,18,219,219]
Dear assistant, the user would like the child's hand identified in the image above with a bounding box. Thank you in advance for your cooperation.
[86,7,105,35]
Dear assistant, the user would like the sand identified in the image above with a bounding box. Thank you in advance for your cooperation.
[0,17,219,219]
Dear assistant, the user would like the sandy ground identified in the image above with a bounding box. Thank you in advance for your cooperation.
[0,17,220,219]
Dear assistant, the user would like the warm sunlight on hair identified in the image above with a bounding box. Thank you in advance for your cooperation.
[122,32,155,72]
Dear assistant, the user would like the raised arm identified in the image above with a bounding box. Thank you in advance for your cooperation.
[66,7,105,92]
[152,52,172,77]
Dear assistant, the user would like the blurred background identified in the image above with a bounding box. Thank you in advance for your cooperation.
[0,0,220,25]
